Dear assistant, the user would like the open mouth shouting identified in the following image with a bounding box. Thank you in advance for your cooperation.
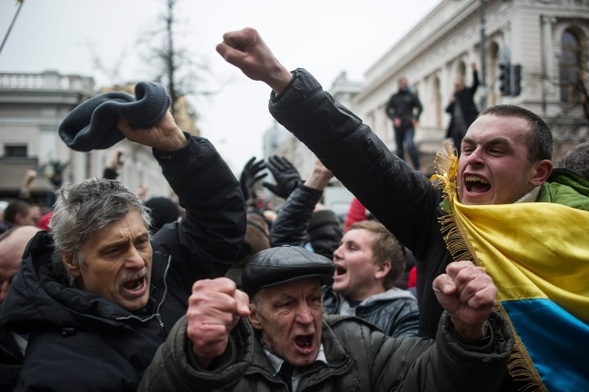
[293,333,316,355]
[464,176,491,193]
[461,175,491,204]
[119,271,148,298]
[334,264,347,278]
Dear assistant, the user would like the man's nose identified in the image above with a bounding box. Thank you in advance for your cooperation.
[333,245,343,261]
[125,247,146,269]
[295,304,314,324]
[465,146,484,165]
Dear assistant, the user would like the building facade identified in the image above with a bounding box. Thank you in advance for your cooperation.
[271,0,589,177]
[0,71,96,205]
[0,71,200,208]
[357,0,589,174]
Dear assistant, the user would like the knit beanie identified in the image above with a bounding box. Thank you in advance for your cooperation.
[59,81,171,151]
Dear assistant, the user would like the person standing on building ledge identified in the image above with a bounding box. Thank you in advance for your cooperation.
[445,62,479,154]
[385,76,423,171]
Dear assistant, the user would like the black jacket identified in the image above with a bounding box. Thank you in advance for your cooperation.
[0,326,23,392]
[270,69,448,339]
[271,182,418,338]
[270,182,342,259]
[385,90,423,130]
[0,136,246,391]
[445,69,479,139]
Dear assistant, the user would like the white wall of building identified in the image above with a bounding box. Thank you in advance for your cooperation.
[266,0,588,196]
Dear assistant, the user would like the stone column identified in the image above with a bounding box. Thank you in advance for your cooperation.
[542,16,556,101]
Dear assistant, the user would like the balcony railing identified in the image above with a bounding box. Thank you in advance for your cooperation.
[0,71,94,91]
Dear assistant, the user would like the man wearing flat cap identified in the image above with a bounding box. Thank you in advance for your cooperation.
[139,245,513,392]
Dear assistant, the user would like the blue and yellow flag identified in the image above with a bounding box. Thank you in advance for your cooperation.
[432,143,589,391]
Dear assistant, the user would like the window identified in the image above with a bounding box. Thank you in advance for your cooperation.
[4,145,27,158]
[559,29,584,103]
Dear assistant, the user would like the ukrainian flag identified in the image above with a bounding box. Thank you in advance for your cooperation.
[452,200,589,391]
[431,143,589,391]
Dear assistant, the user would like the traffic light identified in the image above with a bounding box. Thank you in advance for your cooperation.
[512,64,522,96]
[499,63,511,96]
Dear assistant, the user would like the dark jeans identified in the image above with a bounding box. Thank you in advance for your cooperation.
[394,126,420,170]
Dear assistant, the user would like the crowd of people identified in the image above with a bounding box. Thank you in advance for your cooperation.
[1,26,588,392]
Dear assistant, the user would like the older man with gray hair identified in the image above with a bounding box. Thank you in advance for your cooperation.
[139,245,513,392]
[0,111,245,391]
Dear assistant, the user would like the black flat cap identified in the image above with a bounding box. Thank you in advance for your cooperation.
[242,245,334,296]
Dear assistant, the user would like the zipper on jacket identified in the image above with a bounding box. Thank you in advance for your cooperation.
[115,254,171,338]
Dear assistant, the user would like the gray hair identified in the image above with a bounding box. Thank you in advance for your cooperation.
[50,178,151,273]
[558,141,589,181]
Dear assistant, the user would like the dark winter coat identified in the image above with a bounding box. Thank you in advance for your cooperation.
[138,312,512,392]
[270,182,342,259]
[0,326,23,392]
[269,69,449,339]
[385,90,423,130]
[445,69,480,139]
[0,136,246,392]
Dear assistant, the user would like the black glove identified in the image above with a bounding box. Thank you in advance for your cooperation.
[262,155,301,198]
[240,157,267,202]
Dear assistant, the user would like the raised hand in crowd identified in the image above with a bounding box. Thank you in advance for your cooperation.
[262,155,301,199]
[239,156,267,205]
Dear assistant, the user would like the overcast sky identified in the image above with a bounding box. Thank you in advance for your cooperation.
[0,0,440,173]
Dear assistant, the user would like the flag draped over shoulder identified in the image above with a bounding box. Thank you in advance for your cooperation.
[453,199,589,392]
[431,142,589,392]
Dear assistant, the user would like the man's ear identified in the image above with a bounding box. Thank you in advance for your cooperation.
[61,251,81,278]
[375,261,391,280]
[248,302,262,330]
[530,159,553,187]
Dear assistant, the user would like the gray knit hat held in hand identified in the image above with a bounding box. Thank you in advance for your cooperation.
[59,81,171,152]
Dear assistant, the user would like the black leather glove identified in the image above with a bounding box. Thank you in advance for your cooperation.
[262,155,301,198]
[240,157,267,202]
